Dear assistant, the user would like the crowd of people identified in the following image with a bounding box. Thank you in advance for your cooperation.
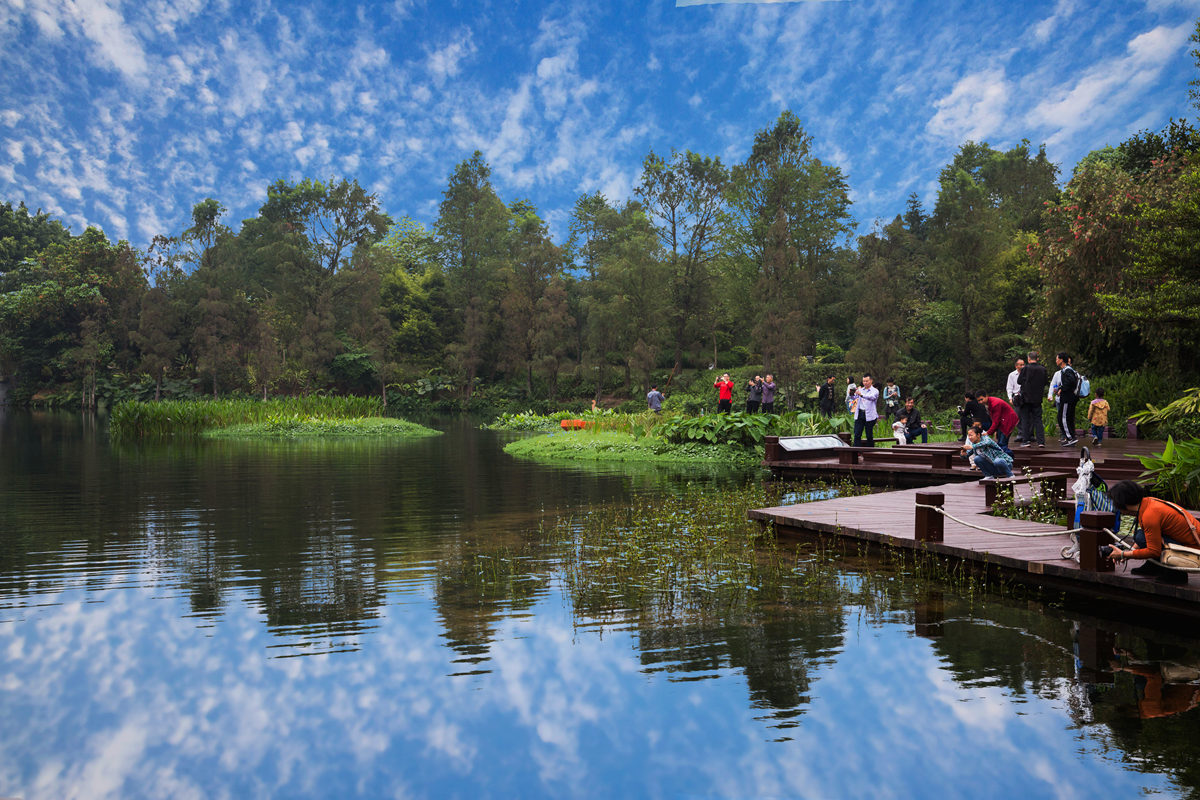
[659,351,1111,457]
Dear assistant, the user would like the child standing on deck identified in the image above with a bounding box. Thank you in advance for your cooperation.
[1087,388,1110,445]
[892,417,908,446]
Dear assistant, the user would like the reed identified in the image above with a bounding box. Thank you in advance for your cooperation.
[110,396,385,440]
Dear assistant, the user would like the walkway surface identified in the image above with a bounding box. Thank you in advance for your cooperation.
[749,477,1200,616]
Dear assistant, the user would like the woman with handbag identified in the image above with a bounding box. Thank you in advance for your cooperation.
[1106,480,1199,583]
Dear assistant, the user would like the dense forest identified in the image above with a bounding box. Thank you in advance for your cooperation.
[3,99,1200,415]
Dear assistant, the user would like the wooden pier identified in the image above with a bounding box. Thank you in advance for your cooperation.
[749,475,1200,618]
[763,434,1155,488]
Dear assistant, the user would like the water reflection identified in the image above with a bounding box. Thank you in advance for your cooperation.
[1,411,1199,798]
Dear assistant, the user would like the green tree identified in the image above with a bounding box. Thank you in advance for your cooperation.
[724,112,853,375]
[0,228,144,400]
[500,200,562,398]
[1098,154,1200,372]
[435,152,510,399]
[0,201,71,276]
[636,149,728,377]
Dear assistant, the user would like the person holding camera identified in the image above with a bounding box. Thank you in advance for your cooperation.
[851,374,879,447]
[714,373,734,414]
[745,375,764,413]
[761,374,777,413]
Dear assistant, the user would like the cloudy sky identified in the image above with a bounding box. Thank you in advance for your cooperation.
[1,0,1198,248]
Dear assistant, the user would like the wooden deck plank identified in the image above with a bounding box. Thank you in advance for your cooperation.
[751,476,1200,615]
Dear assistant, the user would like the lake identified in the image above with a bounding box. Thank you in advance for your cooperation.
[2,409,1199,799]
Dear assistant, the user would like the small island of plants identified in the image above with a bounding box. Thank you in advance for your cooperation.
[493,408,855,469]
[109,396,441,441]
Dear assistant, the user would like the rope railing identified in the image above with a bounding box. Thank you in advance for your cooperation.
[916,499,1198,573]
[913,501,1080,538]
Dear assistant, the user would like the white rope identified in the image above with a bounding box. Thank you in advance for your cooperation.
[914,502,1080,538]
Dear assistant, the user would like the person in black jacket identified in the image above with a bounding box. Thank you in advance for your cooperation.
[1055,352,1080,446]
[959,392,992,441]
[1016,350,1048,447]
[817,375,836,416]
[901,397,928,444]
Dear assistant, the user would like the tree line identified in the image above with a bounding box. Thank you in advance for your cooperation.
[2,107,1199,412]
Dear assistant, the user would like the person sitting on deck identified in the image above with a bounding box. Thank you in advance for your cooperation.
[960,424,1013,479]
[1105,480,1199,584]
[901,397,928,444]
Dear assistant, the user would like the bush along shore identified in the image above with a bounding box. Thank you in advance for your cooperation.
[109,397,440,441]
[496,409,855,468]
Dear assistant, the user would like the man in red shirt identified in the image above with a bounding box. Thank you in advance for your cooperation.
[976,391,1019,452]
[714,373,734,414]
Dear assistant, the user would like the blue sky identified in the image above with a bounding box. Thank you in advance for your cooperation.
[1,0,1198,249]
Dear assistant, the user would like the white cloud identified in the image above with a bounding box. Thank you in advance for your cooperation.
[1029,0,1078,45]
[927,69,1011,142]
[426,30,475,87]
[1028,23,1192,140]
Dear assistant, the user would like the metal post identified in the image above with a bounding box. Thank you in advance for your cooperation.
[915,491,944,543]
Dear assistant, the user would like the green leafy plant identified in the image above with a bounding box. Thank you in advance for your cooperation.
[1137,436,1200,509]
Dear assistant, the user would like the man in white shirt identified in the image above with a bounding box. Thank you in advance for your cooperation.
[852,374,880,447]
[1006,358,1025,442]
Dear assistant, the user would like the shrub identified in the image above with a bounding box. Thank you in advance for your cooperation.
[1137,437,1200,509]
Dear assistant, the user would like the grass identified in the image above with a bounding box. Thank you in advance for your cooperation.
[503,429,764,468]
[204,416,441,439]
[108,396,437,440]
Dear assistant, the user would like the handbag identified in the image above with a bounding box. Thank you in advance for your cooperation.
[1153,499,1200,570]
[1161,543,1200,570]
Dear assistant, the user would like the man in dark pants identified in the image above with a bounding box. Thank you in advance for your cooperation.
[817,375,836,417]
[851,374,879,447]
[1017,351,1048,447]
[1055,352,1080,446]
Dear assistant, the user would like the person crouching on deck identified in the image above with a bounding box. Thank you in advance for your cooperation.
[960,424,1013,479]
[1105,480,1199,583]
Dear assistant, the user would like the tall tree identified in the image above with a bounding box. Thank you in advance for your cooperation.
[435,152,510,399]
[636,149,728,378]
[500,200,561,397]
[724,111,853,375]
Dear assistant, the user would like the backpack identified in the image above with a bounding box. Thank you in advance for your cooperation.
[1077,373,1090,398]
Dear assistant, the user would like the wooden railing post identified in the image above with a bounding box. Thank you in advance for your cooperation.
[1079,510,1115,572]
[764,435,781,463]
[915,491,944,543]
[930,451,953,470]
[983,479,998,507]
[838,449,860,465]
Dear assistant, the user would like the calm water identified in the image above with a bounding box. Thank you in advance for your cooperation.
[2,410,1200,799]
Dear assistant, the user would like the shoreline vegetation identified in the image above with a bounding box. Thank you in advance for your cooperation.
[495,408,855,468]
[503,430,763,468]
[109,397,440,441]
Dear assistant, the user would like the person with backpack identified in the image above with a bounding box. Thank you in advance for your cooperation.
[1105,481,1198,584]
[1054,352,1080,446]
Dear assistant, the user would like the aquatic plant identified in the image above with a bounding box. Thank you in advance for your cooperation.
[204,416,441,439]
[503,430,763,468]
[990,477,1066,525]
[110,396,387,440]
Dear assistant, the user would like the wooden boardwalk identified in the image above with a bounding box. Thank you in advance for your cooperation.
[749,477,1200,617]
[763,435,1156,488]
